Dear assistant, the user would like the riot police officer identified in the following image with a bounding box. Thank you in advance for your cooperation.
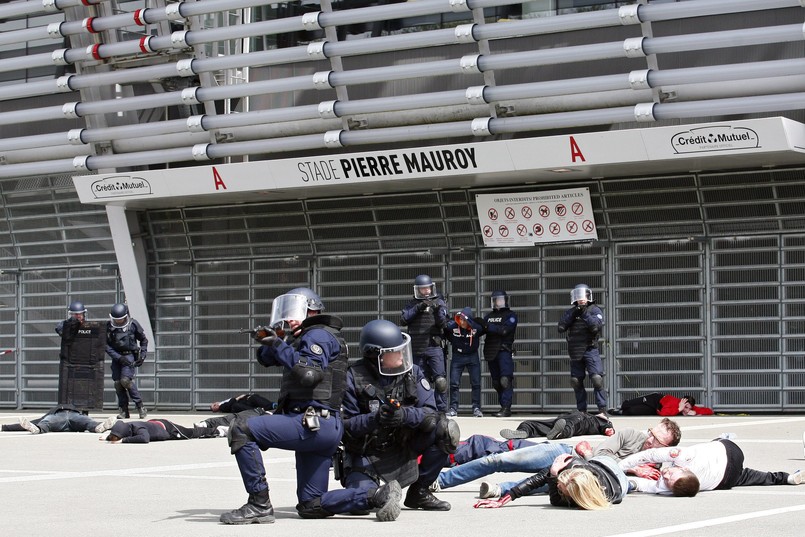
[221,288,348,525]
[483,290,518,417]
[316,319,456,520]
[558,284,607,413]
[105,303,149,419]
[401,274,449,412]
[56,300,86,362]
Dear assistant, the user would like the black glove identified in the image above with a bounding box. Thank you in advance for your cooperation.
[378,403,405,428]
[253,326,280,347]
[417,301,429,312]
[574,304,587,317]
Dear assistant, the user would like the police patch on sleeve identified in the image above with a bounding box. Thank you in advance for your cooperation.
[310,344,323,355]
[421,378,432,391]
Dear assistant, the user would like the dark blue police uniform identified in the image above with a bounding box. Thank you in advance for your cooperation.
[483,307,518,411]
[228,314,348,517]
[401,296,449,411]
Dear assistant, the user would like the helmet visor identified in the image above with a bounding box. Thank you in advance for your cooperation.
[270,293,310,327]
[491,295,508,309]
[109,314,131,330]
[377,333,413,376]
[413,283,436,300]
[570,287,592,304]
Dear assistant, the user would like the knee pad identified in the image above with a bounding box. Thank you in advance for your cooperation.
[227,416,255,455]
[492,378,503,394]
[570,377,583,390]
[114,380,123,392]
[590,374,604,390]
[499,376,511,391]
[296,498,334,519]
[119,377,133,389]
[434,375,448,394]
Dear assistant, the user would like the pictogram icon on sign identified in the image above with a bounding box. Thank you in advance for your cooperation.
[539,205,550,218]
[483,225,493,237]
[566,221,578,234]
[505,206,515,220]
[533,224,544,236]
[517,224,527,236]
[549,222,560,235]
[488,208,498,221]
[556,204,567,217]
[582,220,595,233]
[521,206,533,219]
[572,202,584,215]
[499,225,509,237]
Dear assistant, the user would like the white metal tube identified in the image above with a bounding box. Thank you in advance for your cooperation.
[0,0,103,20]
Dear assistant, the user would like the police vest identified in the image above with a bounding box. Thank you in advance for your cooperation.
[483,309,516,360]
[342,362,418,455]
[566,305,602,361]
[405,299,444,354]
[107,322,140,353]
[278,321,349,411]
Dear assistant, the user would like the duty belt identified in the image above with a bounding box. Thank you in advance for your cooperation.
[289,406,331,418]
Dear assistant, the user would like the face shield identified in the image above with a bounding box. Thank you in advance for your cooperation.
[570,286,592,304]
[413,283,436,299]
[491,295,508,309]
[376,332,414,376]
[109,314,131,330]
[270,293,310,333]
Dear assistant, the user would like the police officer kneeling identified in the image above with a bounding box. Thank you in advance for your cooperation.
[220,288,348,525]
[316,319,458,520]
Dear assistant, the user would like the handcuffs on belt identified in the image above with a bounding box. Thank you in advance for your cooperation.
[302,406,330,431]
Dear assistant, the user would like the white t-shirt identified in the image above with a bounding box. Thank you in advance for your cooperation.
[619,441,728,494]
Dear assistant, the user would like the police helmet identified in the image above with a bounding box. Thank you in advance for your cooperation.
[286,287,325,312]
[270,287,324,329]
[109,303,130,329]
[413,274,436,299]
[359,319,413,376]
[570,284,593,304]
[491,290,509,310]
[67,300,86,318]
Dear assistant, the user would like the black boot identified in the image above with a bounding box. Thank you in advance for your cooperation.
[220,489,275,525]
[493,407,512,418]
[116,407,129,419]
[404,483,451,511]
[369,480,402,522]
[547,418,568,440]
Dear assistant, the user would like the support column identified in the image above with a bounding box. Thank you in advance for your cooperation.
[105,205,154,350]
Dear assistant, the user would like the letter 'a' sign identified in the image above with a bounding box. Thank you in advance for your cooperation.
[476,188,598,247]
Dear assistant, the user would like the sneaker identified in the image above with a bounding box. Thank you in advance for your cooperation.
[788,470,802,485]
[478,481,501,499]
[19,417,40,434]
[500,428,528,440]
[446,408,457,417]
[94,416,117,433]
[428,480,440,493]
[472,407,483,418]
[195,421,208,428]
[216,426,229,437]
[137,406,147,419]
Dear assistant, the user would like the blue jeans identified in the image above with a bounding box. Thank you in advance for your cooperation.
[449,351,481,410]
[437,441,573,489]
[37,410,99,433]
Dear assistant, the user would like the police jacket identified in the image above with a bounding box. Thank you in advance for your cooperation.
[444,307,483,355]
[482,307,517,361]
[106,319,148,364]
[257,314,348,413]
[401,295,449,354]
[341,361,437,456]
[558,303,603,361]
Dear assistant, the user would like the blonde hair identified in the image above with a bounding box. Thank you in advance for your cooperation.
[557,468,610,510]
